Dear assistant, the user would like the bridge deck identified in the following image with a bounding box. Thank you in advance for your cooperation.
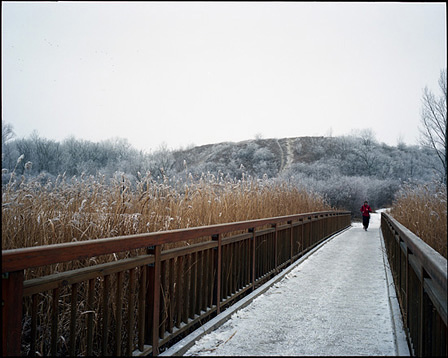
[163,211,410,356]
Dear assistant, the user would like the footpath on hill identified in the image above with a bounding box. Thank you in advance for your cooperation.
[163,211,410,356]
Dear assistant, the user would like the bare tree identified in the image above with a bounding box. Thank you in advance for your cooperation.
[420,68,447,184]
[2,121,15,148]
[2,121,16,170]
[150,142,175,178]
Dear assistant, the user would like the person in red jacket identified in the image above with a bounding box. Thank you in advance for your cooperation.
[360,201,373,231]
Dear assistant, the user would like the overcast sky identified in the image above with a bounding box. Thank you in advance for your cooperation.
[2,1,446,152]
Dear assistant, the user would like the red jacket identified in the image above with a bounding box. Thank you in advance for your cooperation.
[360,204,372,217]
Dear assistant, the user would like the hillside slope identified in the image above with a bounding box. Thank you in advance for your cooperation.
[172,136,333,177]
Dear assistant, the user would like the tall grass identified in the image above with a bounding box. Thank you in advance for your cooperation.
[390,181,447,259]
[2,170,331,273]
[3,170,333,355]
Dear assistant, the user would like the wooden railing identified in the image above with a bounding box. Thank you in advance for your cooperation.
[381,212,447,356]
[2,211,350,356]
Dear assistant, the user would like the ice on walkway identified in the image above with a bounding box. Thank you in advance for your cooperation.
[184,212,405,356]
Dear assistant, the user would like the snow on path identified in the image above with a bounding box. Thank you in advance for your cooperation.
[184,213,402,356]
[284,138,294,171]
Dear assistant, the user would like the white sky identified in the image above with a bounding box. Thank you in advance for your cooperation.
[2,1,446,153]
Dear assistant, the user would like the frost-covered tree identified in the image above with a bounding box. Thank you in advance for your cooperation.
[2,121,16,170]
[30,132,63,174]
[420,68,447,184]
[2,120,15,148]
[148,143,175,178]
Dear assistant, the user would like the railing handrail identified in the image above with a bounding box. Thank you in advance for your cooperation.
[2,210,349,273]
[381,211,447,356]
[3,210,351,356]
[381,212,447,293]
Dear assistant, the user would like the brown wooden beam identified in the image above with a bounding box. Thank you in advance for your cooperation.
[2,212,350,273]
[2,270,24,357]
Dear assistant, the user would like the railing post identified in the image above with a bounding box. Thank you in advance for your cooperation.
[419,267,432,356]
[212,234,222,314]
[308,216,312,247]
[288,221,293,262]
[300,218,304,255]
[147,245,161,356]
[272,224,278,273]
[2,270,24,356]
[406,247,410,333]
[249,228,256,291]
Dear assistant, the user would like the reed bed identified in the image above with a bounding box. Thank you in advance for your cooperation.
[390,181,447,259]
[2,170,331,278]
[3,170,332,356]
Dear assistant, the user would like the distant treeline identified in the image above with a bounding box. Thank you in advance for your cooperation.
[2,122,444,215]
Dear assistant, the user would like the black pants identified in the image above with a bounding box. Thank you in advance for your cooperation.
[362,215,370,229]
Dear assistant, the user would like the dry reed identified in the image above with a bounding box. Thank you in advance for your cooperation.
[3,170,333,356]
[390,181,447,259]
[2,170,331,276]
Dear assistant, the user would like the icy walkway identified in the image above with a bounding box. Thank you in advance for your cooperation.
[163,211,410,356]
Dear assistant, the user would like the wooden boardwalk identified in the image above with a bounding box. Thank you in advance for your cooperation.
[163,212,410,356]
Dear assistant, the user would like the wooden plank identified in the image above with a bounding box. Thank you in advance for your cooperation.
[212,234,222,314]
[30,293,38,357]
[232,242,237,295]
[222,245,228,299]
[175,256,183,329]
[127,268,136,356]
[86,279,95,356]
[234,242,240,293]
[159,260,167,340]
[288,221,293,263]
[204,249,210,310]
[138,265,147,352]
[2,270,24,356]
[251,228,256,291]
[229,244,234,296]
[115,271,123,356]
[244,239,249,286]
[300,220,304,257]
[151,245,162,356]
[184,254,191,323]
[51,287,60,356]
[168,258,175,334]
[102,275,111,356]
[69,283,78,356]
[196,251,202,315]
[191,252,197,319]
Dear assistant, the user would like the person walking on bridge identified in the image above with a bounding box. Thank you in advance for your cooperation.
[360,201,372,231]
